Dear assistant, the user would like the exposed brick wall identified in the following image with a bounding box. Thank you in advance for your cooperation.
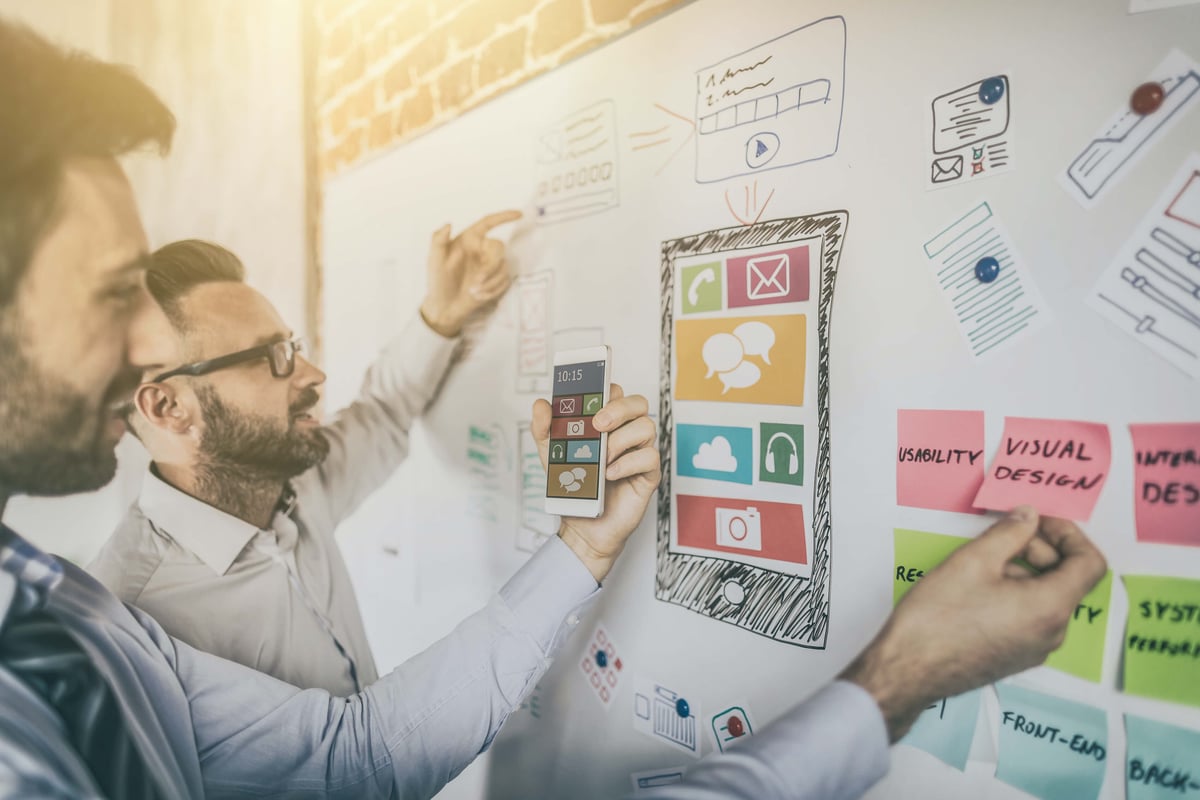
[315,0,690,176]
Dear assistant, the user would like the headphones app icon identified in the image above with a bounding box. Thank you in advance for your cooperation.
[764,432,799,475]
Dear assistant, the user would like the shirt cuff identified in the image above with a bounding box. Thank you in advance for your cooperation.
[498,535,601,658]
[392,312,460,386]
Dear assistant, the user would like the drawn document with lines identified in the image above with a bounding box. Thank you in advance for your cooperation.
[1089,153,1200,378]
[921,201,1051,359]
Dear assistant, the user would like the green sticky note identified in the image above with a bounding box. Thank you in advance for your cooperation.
[1123,575,1200,708]
[1125,714,1200,799]
[893,529,969,606]
[1044,571,1112,683]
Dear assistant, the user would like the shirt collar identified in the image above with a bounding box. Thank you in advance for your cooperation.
[139,468,262,576]
[0,523,64,614]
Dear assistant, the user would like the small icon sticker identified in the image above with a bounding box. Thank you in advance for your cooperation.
[711,706,755,752]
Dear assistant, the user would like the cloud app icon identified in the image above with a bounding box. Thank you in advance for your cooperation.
[692,436,738,473]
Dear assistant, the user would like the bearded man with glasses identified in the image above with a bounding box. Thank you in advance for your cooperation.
[88,230,521,695]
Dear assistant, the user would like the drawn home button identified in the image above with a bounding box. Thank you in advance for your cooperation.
[722,579,747,606]
[745,132,781,169]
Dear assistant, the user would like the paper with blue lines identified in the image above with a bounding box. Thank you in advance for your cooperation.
[922,201,1051,359]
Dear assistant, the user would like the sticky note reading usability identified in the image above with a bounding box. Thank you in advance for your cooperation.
[973,417,1111,521]
[896,409,986,514]
[1123,575,1200,708]
[1044,571,1113,684]
[995,683,1108,800]
[893,528,969,606]
[1130,423,1200,548]
[1125,714,1200,800]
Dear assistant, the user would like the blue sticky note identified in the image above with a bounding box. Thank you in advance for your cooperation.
[675,424,753,485]
[1125,714,1200,799]
[995,683,1108,800]
[899,689,981,771]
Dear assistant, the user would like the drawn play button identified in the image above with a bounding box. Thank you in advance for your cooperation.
[745,131,781,169]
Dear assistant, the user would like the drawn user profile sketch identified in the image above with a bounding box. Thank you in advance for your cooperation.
[694,16,846,184]
[658,211,848,648]
[534,99,619,224]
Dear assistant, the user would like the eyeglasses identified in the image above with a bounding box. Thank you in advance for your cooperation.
[150,337,306,383]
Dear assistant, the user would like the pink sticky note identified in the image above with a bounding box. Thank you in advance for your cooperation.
[973,418,1112,521]
[896,410,986,514]
[1130,423,1200,547]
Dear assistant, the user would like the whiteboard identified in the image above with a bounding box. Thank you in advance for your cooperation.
[320,1,1200,797]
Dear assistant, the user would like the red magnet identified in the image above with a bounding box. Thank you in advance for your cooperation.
[727,715,746,737]
[1130,82,1165,115]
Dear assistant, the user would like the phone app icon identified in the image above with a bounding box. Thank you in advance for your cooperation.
[681,262,723,314]
[583,393,604,415]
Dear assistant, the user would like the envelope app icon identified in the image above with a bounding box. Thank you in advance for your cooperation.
[558,397,577,415]
[747,254,790,300]
[931,155,963,184]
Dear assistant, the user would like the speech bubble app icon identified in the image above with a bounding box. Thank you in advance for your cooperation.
[718,361,761,393]
[572,467,587,480]
[558,470,576,487]
[702,332,744,378]
[733,321,775,365]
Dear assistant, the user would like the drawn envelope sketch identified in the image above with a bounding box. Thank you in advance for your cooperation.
[1089,155,1200,378]
[747,253,790,299]
[1062,50,1200,208]
[926,75,1014,190]
[694,15,846,183]
[534,100,620,224]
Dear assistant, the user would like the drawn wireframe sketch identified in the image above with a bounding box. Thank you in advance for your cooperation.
[629,767,686,793]
[515,271,552,393]
[632,677,702,757]
[694,16,846,183]
[517,420,558,553]
[534,99,620,224]
[920,201,1051,359]
[927,74,1015,190]
[658,212,848,649]
[1062,50,1200,208]
[1089,154,1200,378]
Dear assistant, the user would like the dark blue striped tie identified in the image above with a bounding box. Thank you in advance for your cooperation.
[1,607,163,799]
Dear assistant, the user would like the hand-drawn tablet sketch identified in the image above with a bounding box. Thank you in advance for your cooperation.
[657,212,848,648]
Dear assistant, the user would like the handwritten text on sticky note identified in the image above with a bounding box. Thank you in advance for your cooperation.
[1125,713,1200,800]
[995,683,1107,800]
[897,410,986,514]
[973,418,1111,521]
[1131,423,1200,548]
[1123,575,1200,708]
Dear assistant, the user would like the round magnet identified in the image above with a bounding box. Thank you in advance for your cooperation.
[975,256,1001,283]
[978,77,1005,105]
[727,716,746,737]
[675,698,690,718]
[595,650,608,668]
[1130,82,1165,115]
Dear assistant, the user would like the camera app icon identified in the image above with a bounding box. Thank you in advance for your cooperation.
[566,420,586,437]
[714,506,762,551]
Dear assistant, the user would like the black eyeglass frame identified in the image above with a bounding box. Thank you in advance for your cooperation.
[150,337,306,383]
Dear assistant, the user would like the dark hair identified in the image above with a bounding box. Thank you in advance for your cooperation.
[147,239,247,330]
[0,18,175,305]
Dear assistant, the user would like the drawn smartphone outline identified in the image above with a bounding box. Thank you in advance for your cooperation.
[545,345,611,518]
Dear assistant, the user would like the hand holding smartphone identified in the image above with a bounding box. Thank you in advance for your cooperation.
[544,346,611,518]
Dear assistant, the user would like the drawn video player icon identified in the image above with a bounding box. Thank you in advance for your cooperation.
[745,132,781,169]
[715,506,762,551]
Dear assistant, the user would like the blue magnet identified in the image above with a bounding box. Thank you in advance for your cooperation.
[675,698,690,718]
[595,650,608,668]
[975,256,1001,283]
[978,77,1005,105]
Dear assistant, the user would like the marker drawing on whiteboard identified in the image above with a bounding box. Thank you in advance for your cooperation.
[927,74,1015,190]
[628,102,696,177]
[534,100,620,224]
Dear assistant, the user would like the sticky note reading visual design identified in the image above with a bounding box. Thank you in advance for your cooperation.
[1130,423,1200,548]
[1044,571,1113,683]
[1123,575,1200,708]
[973,417,1112,521]
[899,690,983,771]
[1124,714,1200,800]
[896,410,986,514]
[893,528,969,606]
[995,683,1108,800]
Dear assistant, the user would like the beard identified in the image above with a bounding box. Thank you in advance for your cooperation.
[0,325,136,496]
[195,385,330,482]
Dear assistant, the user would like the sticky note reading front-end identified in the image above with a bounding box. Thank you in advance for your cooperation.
[995,683,1108,800]
[1130,423,1200,548]
[896,410,986,514]
[973,418,1111,521]
[1123,575,1200,708]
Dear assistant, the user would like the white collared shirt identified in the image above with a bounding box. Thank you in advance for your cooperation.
[88,314,458,695]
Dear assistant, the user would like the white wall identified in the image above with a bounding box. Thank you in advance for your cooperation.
[0,0,308,564]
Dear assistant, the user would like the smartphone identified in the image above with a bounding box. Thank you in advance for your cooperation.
[544,345,611,518]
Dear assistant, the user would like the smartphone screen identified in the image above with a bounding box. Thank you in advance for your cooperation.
[545,348,609,516]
